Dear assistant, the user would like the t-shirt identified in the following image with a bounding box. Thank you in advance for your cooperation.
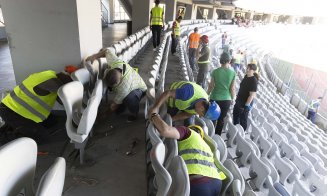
[210,67,236,101]
[236,75,257,105]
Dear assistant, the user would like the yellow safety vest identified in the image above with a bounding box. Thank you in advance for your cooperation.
[167,81,208,114]
[2,70,58,123]
[173,20,180,36]
[151,6,163,26]
[178,130,226,180]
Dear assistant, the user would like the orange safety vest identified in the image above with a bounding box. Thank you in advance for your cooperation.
[189,32,200,49]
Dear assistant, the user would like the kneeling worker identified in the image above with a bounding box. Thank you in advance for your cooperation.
[0,70,72,143]
[150,112,226,195]
[86,49,147,122]
[149,81,220,122]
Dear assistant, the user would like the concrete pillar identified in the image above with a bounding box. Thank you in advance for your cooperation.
[226,10,234,19]
[213,8,218,20]
[109,0,115,23]
[266,14,273,23]
[288,16,296,24]
[184,4,193,20]
[1,0,102,83]
[165,0,177,22]
[132,0,151,33]
[191,5,198,20]
[207,8,214,20]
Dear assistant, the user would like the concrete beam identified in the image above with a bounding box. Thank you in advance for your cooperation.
[132,0,151,33]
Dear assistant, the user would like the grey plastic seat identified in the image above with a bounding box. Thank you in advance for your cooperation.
[292,178,314,196]
[224,159,245,196]
[249,153,271,191]
[261,157,280,184]
[257,135,273,159]
[201,117,215,137]
[35,157,66,196]
[163,138,178,168]
[235,134,255,167]
[279,140,299,159]
[226,123,239,148]
[166,156,190,196]
[147,123,162,146]
[150,142,172,196]
[212,134,227,163]
[273,155,293,185]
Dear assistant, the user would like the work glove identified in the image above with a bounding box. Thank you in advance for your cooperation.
[244,104,252,112]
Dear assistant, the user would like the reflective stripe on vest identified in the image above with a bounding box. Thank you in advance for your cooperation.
[151,7,163,25]
[189,33,200,49]
[174,21,180,36]
[1,70,57,123]
[167,81,208,114]
[178,130,226,180]
[309,100,320,110]
[198,45,210,64]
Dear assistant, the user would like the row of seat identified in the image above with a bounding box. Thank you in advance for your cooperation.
[0,138,66,196]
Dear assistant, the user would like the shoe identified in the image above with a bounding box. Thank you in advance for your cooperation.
[127,115,137,122]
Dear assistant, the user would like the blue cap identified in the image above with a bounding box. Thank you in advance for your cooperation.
[204,101,221,120]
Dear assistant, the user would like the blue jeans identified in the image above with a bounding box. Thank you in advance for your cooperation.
[233,101,250,131]
[190,178,222,196]
[307,110,316,123]
[117,89,145,116]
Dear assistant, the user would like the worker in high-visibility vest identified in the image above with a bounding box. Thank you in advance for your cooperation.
[150,0,164,51]
[188,27,200,71]
[149,81,221,123]
[87,49,147,122]
[149,113,226,195]
[307,97,323,123]
[196,35,211,88]
[0,70,72,144]
[171,16,182,55]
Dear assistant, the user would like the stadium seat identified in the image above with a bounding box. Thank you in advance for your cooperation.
[163,138,177,168]
[223,159,245,196]
[0,138,66,196]
[279,141,299,159]
[248,153,271,192]
[35,157,66,196]
[147,123,162,146]
[166,156,190,196]
[212,134,227,163]
[235,134,255,167]
[150,142,172,196]
[292,178,314,196]
[201,117,215,137]
[256,135,272,159]
[58,81,102,164]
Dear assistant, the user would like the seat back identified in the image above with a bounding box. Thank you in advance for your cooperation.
[201,117,215,137]
[148,123,162,145]
[150,142,172,196]
[0,138,37,196]
[167,156,190,196]
[58,81,84,141]
[163,138,177,168]
[226,123,239,148]
[212,134,227,163]
[292,178,314,196]
[71,68,90,85]
[35,157,66,196]
[236,134,254,167]
[224,159,245,195]
[249,153,271,191]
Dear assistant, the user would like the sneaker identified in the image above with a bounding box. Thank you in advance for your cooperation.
[127,115,137,122]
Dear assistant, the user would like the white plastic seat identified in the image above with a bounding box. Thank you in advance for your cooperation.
[0,138,66,196]
[212,134,227,163]
[279,140,299,159]
[71,68,90,85]
[166,156,190,196]
[235,134,255,167]
[224,159,245,196]
[147,123,162,146]
[249,153,271,191]
[163,138,177,168]
[35,157,66,196]
[226,122,239,148]
[292,178,314,196]
[58,81,102,164]
[0,138,37,196]
[201,117,215,137]
[150,142,172,196]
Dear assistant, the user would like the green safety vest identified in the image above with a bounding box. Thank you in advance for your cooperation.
[309,100,320,111]
[173,20,180,36]
[151,6,163,26]
[167,81,208,114]
[178,130,226,180]
[2,70,58,123]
